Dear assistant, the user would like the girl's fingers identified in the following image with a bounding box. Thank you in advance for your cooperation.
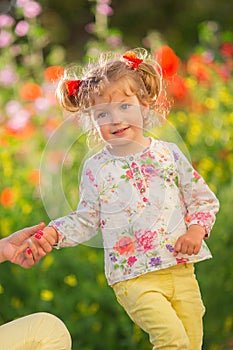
[34,231,53,253]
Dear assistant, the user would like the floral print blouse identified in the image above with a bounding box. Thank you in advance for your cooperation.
[50,138,219,285]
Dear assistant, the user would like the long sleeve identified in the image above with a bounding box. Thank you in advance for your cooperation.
[170,143,220,236]
[49,161,100,248]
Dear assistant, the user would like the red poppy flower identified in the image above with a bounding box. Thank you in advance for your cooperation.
[44,66,64,82]
[168,75,188,100]
[20,82,43,101]
[186,54,211,83]
[220,42,233,57]
[154,45,180,78]
[65,80,82,97]
[123,51,143,69]
[0,188,14,207]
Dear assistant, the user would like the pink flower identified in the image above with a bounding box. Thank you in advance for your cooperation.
[10,45,22,56]
[125,169,133,179]
[106,35,122,47]
[86,168,95,182]
[193,171,201,180]
[15,20,30,36]
[0,66,18,86]
[0,14,15,28]
[16,0,30,6]
[23,1,42,18]
[141,163,157,179]
[135,229,157,253]
[191,212,212,222]
[7,109,30,131]
[127,256,137,267]
[96,4,113,16]
[0,30,13,48]
[34,98,51,112]
[176,257,189,264]
[6,101,22,116]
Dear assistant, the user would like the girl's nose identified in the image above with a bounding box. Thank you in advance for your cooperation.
[110,109,122,124]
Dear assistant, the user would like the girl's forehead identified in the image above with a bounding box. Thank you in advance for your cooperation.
[94,80,134,104]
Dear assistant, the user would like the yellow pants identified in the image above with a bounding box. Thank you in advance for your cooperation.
[0,312,72,350]
[112,264,205,350]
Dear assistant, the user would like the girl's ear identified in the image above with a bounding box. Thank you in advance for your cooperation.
[140,99,149,117]
[141,99,149,108]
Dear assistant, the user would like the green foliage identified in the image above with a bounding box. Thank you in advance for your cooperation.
[0,1,233,349]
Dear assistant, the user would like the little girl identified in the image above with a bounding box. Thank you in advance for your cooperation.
[31,49,219,349]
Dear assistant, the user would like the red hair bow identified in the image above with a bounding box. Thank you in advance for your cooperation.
[65,80,82,97]
[123,51,143,69]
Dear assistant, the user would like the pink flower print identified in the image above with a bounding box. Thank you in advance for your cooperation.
[127,256,137,266]
[86,168,95,182]
[100,219,105,228]
[141,163,158,179]
[125,169,133,179]
[141,150,155,160]
[195,212,212,221]
[131,162,138,169]
[193,171,201,179]
[176,257,189,264]
[113,236,135,255]
[190,211,212,231]
[135,179,144,191]
[135,229,157,253]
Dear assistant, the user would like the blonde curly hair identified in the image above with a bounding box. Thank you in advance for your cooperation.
[56,48,170,131]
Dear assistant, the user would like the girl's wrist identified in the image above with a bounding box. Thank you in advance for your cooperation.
[188,224,207,239]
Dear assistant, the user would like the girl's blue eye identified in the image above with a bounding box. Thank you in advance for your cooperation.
[97,111,108,119]
[121,103,130,110]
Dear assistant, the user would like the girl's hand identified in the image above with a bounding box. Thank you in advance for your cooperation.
[22,227,58,265]
[173,225,206,257]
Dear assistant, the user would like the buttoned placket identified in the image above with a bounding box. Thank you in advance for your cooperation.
[126,156,148,199]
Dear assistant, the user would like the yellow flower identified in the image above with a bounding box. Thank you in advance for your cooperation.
[185,77,197,89]
[204,97,217,109]
[40,289,54,301]
[92,322,102,332]
[96,273,106,286]
[11,297,22,308]
[22,203,32,214]
[41,255,54,271]
[64,274,78,287]
[0,284,4,294]
[89,303,99,314]
[0,218,11,236]
[220,88,232,106]
[224,315,233,332]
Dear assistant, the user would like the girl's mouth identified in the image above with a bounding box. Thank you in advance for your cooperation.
[112,127,130,136]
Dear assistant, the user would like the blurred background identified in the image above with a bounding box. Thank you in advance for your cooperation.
[0,0,233,349]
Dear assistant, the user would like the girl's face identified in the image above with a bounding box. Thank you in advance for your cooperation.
[91,80,150,155]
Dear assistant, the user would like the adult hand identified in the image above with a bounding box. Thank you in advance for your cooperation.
[173,224,206,257]
[0,222,45,268]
